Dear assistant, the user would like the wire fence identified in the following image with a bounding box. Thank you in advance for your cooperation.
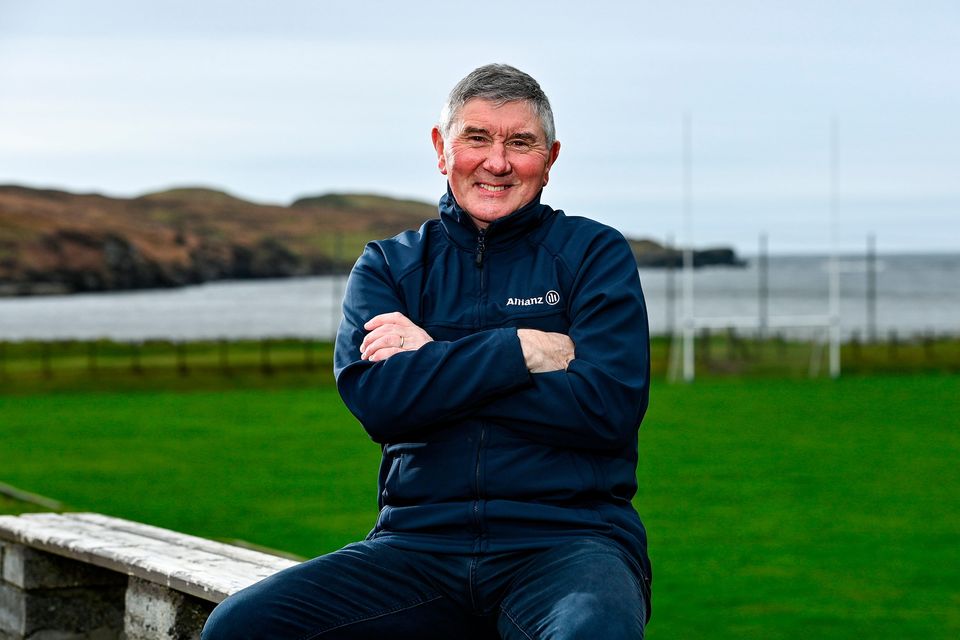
[1,332,957,386]
[0,338,329,380]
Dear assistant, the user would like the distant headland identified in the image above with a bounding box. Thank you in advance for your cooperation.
[0,185,744,296]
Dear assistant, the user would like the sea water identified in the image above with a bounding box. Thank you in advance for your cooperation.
[0,254,956,341]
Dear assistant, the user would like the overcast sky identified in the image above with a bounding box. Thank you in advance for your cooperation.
[1,0,957,253]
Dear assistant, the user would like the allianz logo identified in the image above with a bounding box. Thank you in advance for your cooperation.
[506,290,561,307]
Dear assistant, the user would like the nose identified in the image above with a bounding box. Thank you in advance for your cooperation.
[483,141,511,175]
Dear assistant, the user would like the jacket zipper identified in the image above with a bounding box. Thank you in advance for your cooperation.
[474,227,487,547]
[475,229,486,268]
[474,228,487,328]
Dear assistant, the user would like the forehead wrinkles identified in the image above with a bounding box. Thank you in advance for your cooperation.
[448,100,544,140]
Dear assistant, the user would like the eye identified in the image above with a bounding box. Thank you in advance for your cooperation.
[463,134,489,146]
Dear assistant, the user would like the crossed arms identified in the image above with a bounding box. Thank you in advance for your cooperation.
[361,311,574,374]
[333,228,650,451]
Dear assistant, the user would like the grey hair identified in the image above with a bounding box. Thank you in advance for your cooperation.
[439,63,556,147]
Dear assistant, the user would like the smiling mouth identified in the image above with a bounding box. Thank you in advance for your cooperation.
[477,183,509,192]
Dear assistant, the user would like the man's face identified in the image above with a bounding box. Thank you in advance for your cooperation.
[432,99,560,229]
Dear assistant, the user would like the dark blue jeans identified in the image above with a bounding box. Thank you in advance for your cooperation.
[202,536,648,639]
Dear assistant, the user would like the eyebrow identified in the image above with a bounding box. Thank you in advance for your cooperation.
[459,126,539,142]
[460,126,492,137]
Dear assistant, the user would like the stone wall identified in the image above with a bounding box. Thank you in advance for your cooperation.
[0,513,292,640]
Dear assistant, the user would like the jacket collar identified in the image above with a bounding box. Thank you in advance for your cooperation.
[438,185,553,250]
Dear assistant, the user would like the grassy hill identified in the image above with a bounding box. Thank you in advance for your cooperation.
[0,184,741,296]
[0,185,434,295]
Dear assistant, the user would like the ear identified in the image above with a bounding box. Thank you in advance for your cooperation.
[542,140,561,187]
[431,127,448,175]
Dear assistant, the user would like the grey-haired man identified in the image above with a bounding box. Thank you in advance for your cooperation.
[203,63,652,639]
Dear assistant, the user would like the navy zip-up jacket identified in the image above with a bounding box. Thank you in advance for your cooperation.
[334,189,651,586]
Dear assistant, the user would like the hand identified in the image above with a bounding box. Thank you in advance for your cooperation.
[360,312,434,362]
[517,329,575,373]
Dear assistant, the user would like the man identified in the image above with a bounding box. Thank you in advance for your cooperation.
[203,63,652,639]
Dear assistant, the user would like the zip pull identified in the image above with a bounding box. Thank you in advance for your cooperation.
[475,229,487,268]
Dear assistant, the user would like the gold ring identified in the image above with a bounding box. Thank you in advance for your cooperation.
[399,335,405,349]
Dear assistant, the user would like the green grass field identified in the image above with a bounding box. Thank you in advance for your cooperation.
[2,374,958,638]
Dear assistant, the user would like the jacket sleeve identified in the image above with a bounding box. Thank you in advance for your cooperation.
[473,228,650,451]
[334,242,532,444]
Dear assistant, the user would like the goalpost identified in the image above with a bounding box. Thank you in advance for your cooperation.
[668,116,842,382]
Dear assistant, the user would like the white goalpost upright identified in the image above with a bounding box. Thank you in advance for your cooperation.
[828,118,842,378]
[681,113,695,383]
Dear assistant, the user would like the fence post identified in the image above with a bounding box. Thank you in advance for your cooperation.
[303,339,316,371]
[260,339,273,375]
[867,234,877,342]
[923,331,935,362]
[850,330,861,366]
[87,341,98,375]
[697,328,711,367]
[131,342,143,375]
[776,332,787,358]
[41,342,52,379]
[218,339,230,374]
[176,342,189,376]
[665,234,675,336]
[758,232,768,338]
[726,328,737,361]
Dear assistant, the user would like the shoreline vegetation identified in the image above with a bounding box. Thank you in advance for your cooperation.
[0,184,743,298]
[1,334,957,395]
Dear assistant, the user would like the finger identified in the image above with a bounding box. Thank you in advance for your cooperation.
[361,333,405,360]
[360,323,402,352]
[367,347,402,362]
[363,311,411,331]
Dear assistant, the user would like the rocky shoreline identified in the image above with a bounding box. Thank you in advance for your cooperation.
[0,185,744,297]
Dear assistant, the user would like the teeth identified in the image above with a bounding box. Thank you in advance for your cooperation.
[479,184,507,192]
